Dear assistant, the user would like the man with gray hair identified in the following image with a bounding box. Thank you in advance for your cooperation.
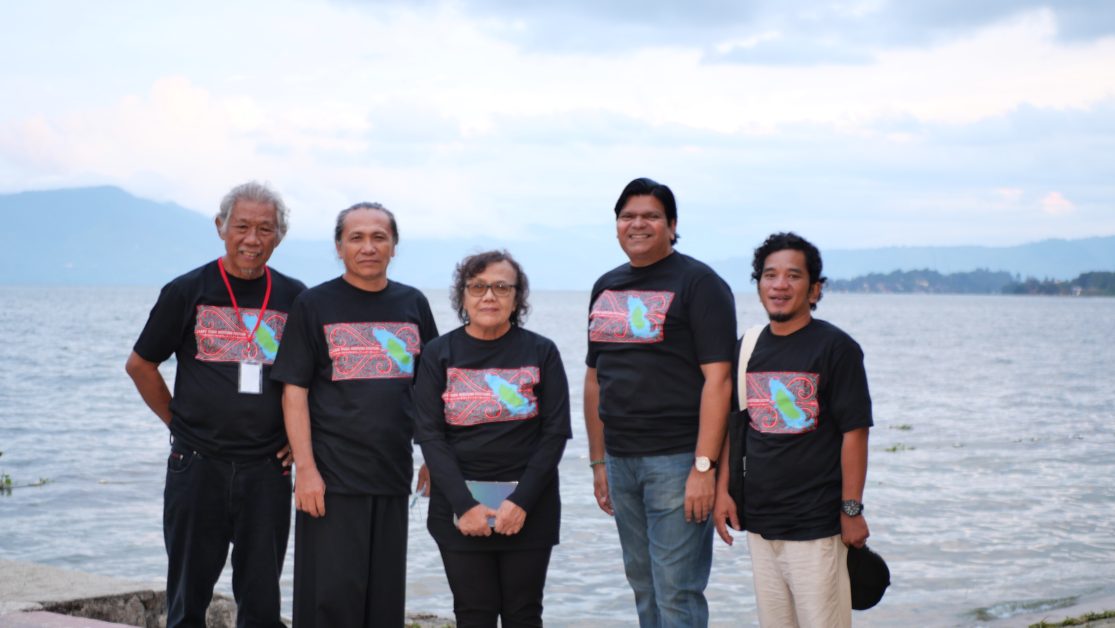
[126,181,307,627]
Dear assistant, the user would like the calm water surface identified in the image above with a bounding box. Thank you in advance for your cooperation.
[1,286,1113,626]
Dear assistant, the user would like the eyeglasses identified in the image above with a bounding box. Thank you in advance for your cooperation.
[466,281,517,297]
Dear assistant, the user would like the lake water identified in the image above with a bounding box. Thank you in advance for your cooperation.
[1,286,1113,627]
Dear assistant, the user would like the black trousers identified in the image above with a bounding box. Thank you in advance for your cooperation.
[439,546,553,628]
[293,493,408,627]
[163,447,291,628]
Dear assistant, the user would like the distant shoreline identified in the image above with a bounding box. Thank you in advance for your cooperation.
[828,269,1115,296]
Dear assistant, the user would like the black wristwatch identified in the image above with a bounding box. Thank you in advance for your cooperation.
[841,499,864,517]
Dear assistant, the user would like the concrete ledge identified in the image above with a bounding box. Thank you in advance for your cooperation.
[0,559,164,626]
[0,611,134,627]
[0,559,234,627]
[0,560,159,607]
[0,559,452,627]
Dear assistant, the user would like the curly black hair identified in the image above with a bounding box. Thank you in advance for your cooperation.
[451,250,531,326]
[751,232,826,311]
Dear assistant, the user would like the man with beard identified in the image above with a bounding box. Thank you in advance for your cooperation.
[714,232,873,628]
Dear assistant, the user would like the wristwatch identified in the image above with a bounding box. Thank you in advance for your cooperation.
[841,499,864,517]
[694,456,718,473]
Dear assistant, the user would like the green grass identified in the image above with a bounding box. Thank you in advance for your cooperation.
[0,452,51,495]
[0,452,9,496]
[1030,610,1115,627]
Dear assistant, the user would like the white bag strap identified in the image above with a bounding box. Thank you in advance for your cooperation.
[737,325,764,410]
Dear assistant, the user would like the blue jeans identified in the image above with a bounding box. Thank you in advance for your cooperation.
[607,452,713,628]
[164,446,291,628]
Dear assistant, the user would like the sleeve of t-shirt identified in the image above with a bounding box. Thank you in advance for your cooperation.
[508,338,572,512]
[730,335,743,413]
[133,279,190,364]
[269,294,317,388]
[417,292,439,343]
[827,337,873,433]
[410,292,440,380]
[413,339,478,516]
[688,272,738,365]
[584,284,603,368]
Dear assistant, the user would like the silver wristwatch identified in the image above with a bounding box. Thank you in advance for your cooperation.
[694,456,717,473]
[841,499,864,517]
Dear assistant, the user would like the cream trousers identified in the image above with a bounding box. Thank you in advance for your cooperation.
[747,532,851,628]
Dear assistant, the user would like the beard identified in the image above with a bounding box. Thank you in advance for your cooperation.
[767,311,795,323]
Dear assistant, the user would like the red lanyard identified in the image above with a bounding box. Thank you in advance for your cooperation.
[217,258,272,345]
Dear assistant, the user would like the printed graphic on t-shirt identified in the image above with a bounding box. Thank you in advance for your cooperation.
[589,290,674,343]
[746,371,820,434]
[324,322,421,380]
[195,306,287,364]
[442,367,540,426]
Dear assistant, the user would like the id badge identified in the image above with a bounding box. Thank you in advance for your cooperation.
[239,361,263,394]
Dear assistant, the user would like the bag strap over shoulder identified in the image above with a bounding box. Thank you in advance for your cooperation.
[737,325,764,410]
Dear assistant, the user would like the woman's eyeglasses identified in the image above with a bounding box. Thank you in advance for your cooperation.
[466,281,517,297]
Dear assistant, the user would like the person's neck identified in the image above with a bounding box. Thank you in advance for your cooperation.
[769,314,812,336]
[222,255,265,280]
[628,248,673,269]
[342,272,388,292]
[465,322,512,341]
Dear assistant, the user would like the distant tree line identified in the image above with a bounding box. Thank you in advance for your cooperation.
[828,269,1115,296]
[1003,271,1115,296]
[828,269,1014,294]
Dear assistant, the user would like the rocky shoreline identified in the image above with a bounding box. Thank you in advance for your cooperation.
[0,559,453,627]
[7,557,1115,627]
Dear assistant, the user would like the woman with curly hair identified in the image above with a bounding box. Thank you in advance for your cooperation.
[413,250,571,628]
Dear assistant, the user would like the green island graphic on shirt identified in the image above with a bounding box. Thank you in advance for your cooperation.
[588,289,673,344]
[241,313,279,359]
[769,379,815,431]
[626,295,657,339]
[372,327,415,374]
[484,373,537,416]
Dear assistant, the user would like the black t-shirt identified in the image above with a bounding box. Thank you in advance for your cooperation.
[586,252,737,456]
[740,319,873,540]
[414,326,572,551]
[270,277,438,496]
[133,260,307,460]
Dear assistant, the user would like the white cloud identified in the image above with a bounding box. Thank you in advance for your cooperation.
[0,1,1113,248]
[1040,191,1075,215]
[996,188,1025,204]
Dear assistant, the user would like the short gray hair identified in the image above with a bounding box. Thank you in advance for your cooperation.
[217,181,290,242]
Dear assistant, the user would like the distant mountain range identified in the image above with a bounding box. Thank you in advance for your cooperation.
[2,186,1113,290]
[0,186,626,290]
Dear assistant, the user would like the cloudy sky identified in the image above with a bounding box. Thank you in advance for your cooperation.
[2,1,1113,258]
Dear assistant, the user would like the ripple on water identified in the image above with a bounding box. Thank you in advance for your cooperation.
[3,290,1114,624]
